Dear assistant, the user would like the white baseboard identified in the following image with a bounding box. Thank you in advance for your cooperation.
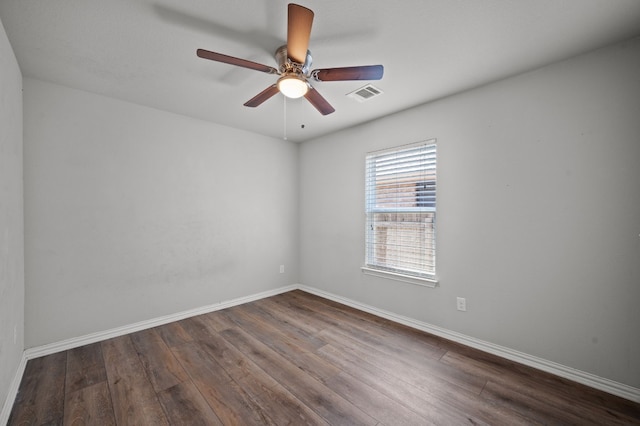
[24,284,298,359]
[298,285,640,403]
[0,352,27,426]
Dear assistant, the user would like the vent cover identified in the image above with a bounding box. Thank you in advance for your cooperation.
[347,84,384,102]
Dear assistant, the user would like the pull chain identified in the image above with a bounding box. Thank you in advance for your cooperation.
[283,96,287,140]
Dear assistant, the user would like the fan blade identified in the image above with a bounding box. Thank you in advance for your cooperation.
[312,65,384,81]
[197,49,278,74]
[244,84,280,107]
[304,87,335,115]
[287,4,314,64]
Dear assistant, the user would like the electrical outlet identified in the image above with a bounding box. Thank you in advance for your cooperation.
[280,265,285,274]
[456,297,467,312]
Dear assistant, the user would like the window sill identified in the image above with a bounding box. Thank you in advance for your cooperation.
[361,266,439,288]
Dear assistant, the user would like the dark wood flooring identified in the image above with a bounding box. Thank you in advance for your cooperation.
[8,290,640,425]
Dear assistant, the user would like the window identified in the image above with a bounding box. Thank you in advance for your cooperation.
[364,140,437,283]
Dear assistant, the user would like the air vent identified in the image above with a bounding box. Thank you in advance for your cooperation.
[347,84,384,102]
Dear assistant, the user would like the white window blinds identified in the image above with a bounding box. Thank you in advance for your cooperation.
[365,140,436,280]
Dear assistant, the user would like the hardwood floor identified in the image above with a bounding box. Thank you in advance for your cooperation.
[8,290,640,425]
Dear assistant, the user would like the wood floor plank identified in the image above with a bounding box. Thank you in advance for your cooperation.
[221,304,340,382]
[157,381,223,425]
[279,291,448,362]
[254,296,326,335]
[233,374,330,426]
[7,405,38,426]
[443,347,640,420]
[192,333,330,426]
[283,290,446,349]
[172,339,278,425]
[178,315,220,342]
[131,327,190,393]
[482,376,640,425]
[239,299,329,349]
[64,381,116,426]
[8,352,66,425]
[156,320,193,348]
[101,335,169,425]
[192,333,265,383]
[220,326,378,426]
[318,342,532,426]
[199,309,238,332]
[66,342,107,395]
[318,326,487,395]
[317,327,562,425]
[481,379,600,425]
[323,370,435,426]
[441,349,632,423]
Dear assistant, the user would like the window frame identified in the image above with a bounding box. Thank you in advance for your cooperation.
[362,140,438,287]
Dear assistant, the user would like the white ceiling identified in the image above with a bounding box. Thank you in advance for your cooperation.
[2,1,640,142]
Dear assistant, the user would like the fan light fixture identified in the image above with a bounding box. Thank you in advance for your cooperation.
[277,74,309,98]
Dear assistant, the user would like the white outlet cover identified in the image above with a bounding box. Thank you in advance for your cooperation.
[456,297,467,311]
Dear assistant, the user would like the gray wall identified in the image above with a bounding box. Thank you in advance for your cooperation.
[0,17,24,415]
[300,37,640,388]
[23,78,299,347]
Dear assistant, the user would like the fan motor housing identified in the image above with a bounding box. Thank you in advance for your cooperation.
[275,45,312,75]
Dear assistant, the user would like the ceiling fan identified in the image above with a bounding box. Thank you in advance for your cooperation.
[196,3,384,115]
